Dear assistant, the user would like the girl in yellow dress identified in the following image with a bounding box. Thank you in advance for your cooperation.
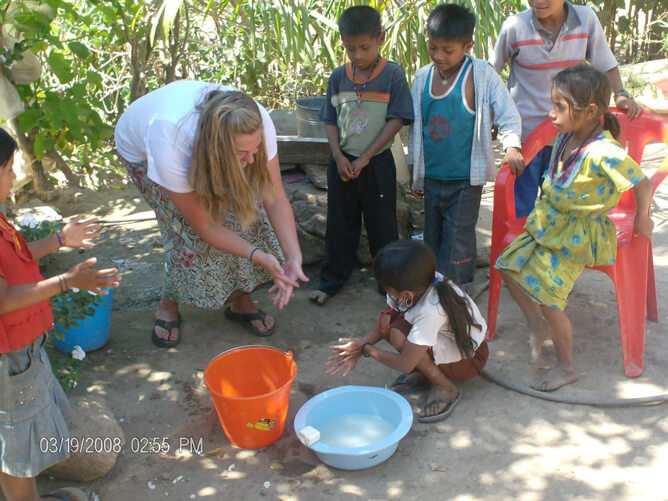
[495,65,653,392]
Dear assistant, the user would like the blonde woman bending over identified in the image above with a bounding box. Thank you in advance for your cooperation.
[115,81,307,347]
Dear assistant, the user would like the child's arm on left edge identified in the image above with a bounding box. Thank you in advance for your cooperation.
[488,68,524,175]
[350,118,404,177]
[27,216,102,260]
[633,177,653,239]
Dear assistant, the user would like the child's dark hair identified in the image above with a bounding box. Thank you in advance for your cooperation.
[553,64,620,139]
[338,5,381,39]
[0,128,17,167]
[373,240,481,359]
[427,3,475,42]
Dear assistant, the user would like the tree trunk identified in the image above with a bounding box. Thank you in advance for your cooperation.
[606,1,617,54]
[45,149,80,188]
[164,10,181,84]
[10,119,51,196]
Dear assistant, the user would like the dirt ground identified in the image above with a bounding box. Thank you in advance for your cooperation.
[8,143,667,501]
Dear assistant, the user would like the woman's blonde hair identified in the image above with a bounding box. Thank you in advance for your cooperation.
[188,90,273,228]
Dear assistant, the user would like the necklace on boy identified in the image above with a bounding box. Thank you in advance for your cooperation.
[352,55,380,108]
[436,61,463,87]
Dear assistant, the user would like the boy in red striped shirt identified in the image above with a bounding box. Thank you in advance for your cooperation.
[490,0,642,217]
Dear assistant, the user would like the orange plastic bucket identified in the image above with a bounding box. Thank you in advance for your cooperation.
[204,345,298,449]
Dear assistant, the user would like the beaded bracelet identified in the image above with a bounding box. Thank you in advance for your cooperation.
[55,231,64,247]
[361,342,371,358]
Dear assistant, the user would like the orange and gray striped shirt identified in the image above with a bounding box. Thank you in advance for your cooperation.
[490,2,618,142]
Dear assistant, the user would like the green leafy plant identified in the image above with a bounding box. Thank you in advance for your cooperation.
[50,288,103,335]
[49,288,101,394]
[52,354,84,392]
[16,219,62,243]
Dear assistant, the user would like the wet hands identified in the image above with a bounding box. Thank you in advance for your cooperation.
[61,216,102,248]
[503,147,525,175]
[259,253,305,309]
[325,337,364,377]
[269,258,308,309]
[65,257,121,295]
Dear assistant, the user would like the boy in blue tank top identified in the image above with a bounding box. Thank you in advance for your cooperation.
[409,3,524,290]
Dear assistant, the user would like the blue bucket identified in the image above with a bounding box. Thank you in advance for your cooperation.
[53,289,113,353]
[294,385,413,470]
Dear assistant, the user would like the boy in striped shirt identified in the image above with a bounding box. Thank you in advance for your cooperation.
[491,0,642,217]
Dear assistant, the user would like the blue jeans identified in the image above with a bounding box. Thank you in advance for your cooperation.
[514,145,553,218]
[423,178,483,286]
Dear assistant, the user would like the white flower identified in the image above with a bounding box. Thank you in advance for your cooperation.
[71,345,86,361]
[18,213,39,229]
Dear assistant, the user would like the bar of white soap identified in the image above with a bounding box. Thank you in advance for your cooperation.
[298,425,320,446]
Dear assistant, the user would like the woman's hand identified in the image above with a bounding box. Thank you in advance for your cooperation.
[325,337,364,377]
[61,216,102,249]
[64,257,121,295]
[267,257,308,309]
[254,251,300,309]
[268,258,308,309]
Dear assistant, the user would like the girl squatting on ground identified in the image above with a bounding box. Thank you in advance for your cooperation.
[326,240,488,423]
[496,65,653,392]
[0,128,121,501]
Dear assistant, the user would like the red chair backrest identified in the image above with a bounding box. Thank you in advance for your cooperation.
[498,110,668,233]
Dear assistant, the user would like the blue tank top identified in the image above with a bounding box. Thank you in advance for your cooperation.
[422,58,475,180]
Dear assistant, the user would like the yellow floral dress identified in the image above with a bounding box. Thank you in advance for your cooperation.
[496,131,643,310]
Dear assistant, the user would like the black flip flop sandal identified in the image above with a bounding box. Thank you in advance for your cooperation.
[224,307,275,337]
[389,373,429,394]
[151,313,182,348]
[417,391,463,423]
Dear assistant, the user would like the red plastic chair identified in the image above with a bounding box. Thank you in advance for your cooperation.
[486,109,668,377]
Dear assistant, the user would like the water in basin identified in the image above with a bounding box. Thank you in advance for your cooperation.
[317,414,395,448]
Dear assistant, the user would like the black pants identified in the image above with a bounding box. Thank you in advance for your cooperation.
[318,148,399,295]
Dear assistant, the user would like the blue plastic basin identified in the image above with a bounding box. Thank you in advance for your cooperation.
[53,289,113,353]
[293,385,413,470]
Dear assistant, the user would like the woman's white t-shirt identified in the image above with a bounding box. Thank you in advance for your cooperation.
[114,80,278,193]
[388,274,487,365]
